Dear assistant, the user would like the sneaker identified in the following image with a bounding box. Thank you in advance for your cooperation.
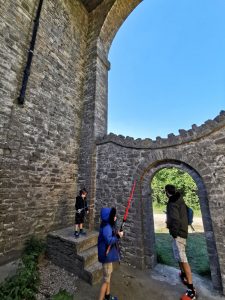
[179,272,188,286]
[80,229,86,235]
[185,288,197,299]
[74,231,79,238]
[104,296,118,300]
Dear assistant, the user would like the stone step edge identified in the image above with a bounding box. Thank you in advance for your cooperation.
[47,230,99,253]
[82,261,102,285]
[77,246,98,267]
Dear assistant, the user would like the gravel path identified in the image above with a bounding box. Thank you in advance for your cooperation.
[36,261,224,300]
[35,215,213,299]
[36,259,78,299]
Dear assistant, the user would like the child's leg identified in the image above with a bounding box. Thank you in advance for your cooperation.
[99,282,109,300]
[74,212,81,233]
[104,263,113,299]
[181,262,193,284]
[105,282,110,298]
[74,224,80,237]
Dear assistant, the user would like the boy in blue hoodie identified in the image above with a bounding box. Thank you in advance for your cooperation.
[98,207,123,300]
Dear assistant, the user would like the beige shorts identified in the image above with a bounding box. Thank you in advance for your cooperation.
[102,262,113,283]
[172,236,188,263]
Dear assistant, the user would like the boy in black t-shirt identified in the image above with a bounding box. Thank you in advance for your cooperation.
[74,188,89,238]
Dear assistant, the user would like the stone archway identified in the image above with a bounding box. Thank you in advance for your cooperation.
[78,0,225,221]
[138,159,222,291]
[79,0,225,294]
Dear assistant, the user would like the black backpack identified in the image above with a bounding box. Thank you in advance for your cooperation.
[186,205,195,231]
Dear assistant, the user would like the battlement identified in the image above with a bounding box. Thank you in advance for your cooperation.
[96,110,225,149]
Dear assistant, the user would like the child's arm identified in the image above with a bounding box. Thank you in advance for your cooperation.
[75,197,81,210]
[169,203,180,238]
[84,199,89,213]
[103,225,119,246]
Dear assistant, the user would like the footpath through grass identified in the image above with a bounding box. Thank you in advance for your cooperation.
[153,206,210,277]
[153,203,202,216]
[155,232,211,277]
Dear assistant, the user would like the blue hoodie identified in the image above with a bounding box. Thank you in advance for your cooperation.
[98,207,120,263]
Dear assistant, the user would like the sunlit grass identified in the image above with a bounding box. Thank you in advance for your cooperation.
[155,232,210,277]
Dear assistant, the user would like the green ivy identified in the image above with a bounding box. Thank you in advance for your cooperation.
[0,236,45,300]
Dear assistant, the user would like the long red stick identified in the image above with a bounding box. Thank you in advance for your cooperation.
[106,180,136,256]
[120,180,136,230]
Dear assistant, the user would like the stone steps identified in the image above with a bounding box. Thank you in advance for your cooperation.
[46,226,102,285]
[78,245,98,268]
[82,261,103,285]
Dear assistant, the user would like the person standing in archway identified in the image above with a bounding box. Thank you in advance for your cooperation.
[165,184,197,300]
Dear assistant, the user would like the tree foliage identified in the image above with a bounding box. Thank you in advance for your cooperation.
[151,167,200,210]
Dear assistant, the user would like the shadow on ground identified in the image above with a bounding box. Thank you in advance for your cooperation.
[74,262,224,300]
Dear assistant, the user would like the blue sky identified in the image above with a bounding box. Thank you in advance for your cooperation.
[108,0,225,139]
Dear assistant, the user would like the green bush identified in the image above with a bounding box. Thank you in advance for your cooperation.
[0,236,45,300]
[155,233,210,277]
[151,167,200,210]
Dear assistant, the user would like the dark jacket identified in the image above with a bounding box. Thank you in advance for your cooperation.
[98,208,120,264]
[166,192,188,239]
[75,196,88,217]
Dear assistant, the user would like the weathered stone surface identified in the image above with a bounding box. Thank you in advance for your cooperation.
[95,127,225,292]
[0,0,225,295]
[46,227,102,285]
[0,0,88,262]
[80,0,104,12]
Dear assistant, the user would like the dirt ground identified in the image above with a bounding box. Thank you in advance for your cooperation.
[70,215,222,300]
[74,262,224,300]
[153,213,204,233]
[2,215,223,300]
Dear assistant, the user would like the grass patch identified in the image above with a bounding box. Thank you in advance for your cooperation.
[153,204,165,214]
[155,232,210,277]
[153,203,202,217]
[52,289,73,300]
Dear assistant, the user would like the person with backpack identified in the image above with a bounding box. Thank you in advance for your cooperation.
[98,207,123,300]
[165,184,197,300]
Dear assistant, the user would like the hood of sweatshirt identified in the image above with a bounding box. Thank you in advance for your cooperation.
[169,191,182,203]
[100,207,111,223]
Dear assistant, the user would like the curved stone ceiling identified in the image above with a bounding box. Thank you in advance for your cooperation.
[80,0,104,12]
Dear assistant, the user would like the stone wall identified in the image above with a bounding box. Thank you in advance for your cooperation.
[0,0,88,264]
[96,112,225,292]
[1,0,225,295]
[77,0,142,229]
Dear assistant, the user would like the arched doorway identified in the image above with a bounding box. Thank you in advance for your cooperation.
[139,159,222,291]
[151,167,209,276]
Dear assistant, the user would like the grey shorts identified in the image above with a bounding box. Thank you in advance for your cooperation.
[172,236,188,263]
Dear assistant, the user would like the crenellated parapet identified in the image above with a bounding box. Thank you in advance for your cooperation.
[96,111,225,148]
